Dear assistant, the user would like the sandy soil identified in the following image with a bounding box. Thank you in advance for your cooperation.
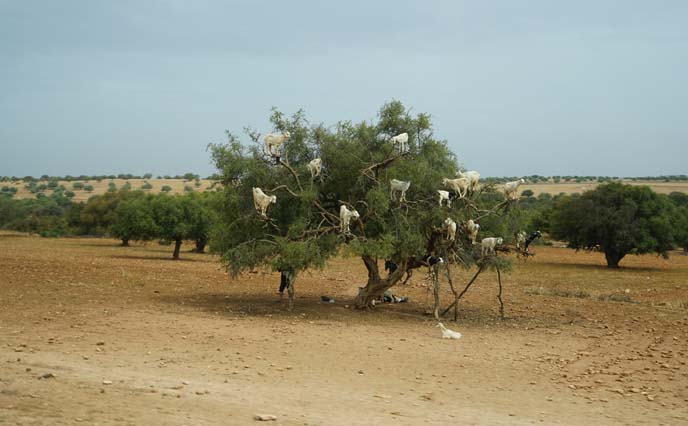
[0,232,687,425]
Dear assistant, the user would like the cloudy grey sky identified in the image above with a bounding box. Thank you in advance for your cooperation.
[1,0,686,178]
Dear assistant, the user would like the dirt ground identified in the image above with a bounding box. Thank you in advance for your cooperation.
[1,232,687,425]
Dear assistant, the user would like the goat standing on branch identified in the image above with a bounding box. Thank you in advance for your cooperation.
[442,177,470,199]
[466,219,480,244]
[390,132,409,153]
[339,205,360,234]
[481,237,503,256]
[264,131,290,158]
[307,158,322,179]
[457,170,480,192]
[390,179,411,202]
[504,178,525,200]
[252,187,276,218]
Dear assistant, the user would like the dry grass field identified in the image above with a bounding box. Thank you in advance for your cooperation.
[521,180,688,197]
[3,178,686,203]
[0,232,687,425]
[6,179,217,202]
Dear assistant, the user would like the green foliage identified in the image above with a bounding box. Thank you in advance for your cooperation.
[72,182,85,190]
[111,194,157,244]
[107,182,117,192]
[184,185,193,193]
[141,182,153,190]
[121,181,132,191]
[550,183,676,267]
[83,184,94,192]
[209,101,467,280]
[161,185,172,193]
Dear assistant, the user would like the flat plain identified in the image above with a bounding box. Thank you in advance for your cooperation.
[0,232,687,425]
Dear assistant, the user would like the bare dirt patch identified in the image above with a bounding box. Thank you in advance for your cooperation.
[1,232,687,425]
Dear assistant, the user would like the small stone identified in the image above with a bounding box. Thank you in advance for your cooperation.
[102,380,112,385]
[254,414,277,421]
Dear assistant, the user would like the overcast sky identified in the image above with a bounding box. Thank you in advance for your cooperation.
[1,0,686,178]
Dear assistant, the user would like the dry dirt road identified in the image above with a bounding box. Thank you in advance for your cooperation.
[1,233,687,425]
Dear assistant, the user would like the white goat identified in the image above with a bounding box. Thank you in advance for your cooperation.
[252,187,276,218]
[466,219,480,245]
[437,322,462,339]
[307,158,322,178]
[504,178,525,200]
[515,231,527,249]
[481,237,504,256]
[444,217,457,241]
[339,205,360,234]
[442,177,470,199]
[457,170,480,192]
[390,132,409,153]
[390,179,411,202]
[263,131,290,157]
[437,190,451,208]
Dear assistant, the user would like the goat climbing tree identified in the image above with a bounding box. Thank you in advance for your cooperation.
[209,101,521,311]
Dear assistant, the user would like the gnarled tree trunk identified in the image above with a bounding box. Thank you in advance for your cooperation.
[173,238,182,260]
[121,238,129,247]
[605,251,625,268]
[194,238,207,253]
[354,256,407,309]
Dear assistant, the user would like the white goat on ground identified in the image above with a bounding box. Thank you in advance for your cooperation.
[263,131,290,157]
[437,322,462,339]
[457,170,480,192]
[339,205,360,234]
[252,187,276,218]
[307,158,322,178]
[466,219,480,244]
[481,237,504,256]
[504,178,525,200]
[442,178,470,199]
[390,179,411,202]
[515,231,527,249]
[444,217,457,241]
[437,190,452,208]
[390,132,409,153]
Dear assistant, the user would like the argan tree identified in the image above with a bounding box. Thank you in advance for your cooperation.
[210,102,514,310]
[550,182,676,268]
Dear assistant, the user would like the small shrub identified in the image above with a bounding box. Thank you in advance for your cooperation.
[107,182,117,192]
[72,182,85,190]
[161,185,172,193]
[141,182,153,190]
[184,185,193,193]
[83,184,94,192]
[597,293,633,303]
[121,181,132,191]
[64,190,75,198]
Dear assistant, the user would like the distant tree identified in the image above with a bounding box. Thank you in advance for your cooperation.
[64,190,75,199]
[111,195,157,246]
[183,185,193,193]
[72,182,85,190]
[107,182,117,192]
[161,185,172,193]
[84,184,94,192]
[143,173,153,179]
[550,183,676,268]
[183,172,199,181]
[121,181,132,191]
[141,182,153,190]
[521,189,534,198]
[150,194,190,259]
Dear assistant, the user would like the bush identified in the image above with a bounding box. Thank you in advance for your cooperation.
[72,182,85,190]
[161,185,172,193]
[64,191,75,199]
[141,182,153,190]
[84,184,94,192]
[107,182,117,192]
[121,181,132,191]
[184,185,193,193]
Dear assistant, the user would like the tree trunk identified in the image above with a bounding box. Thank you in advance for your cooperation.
[282,270,296,312]
[195,238,207,253]
[121,238,129,247]
[173,238,182,260]
[605,251,624,268]
[354,255,407,309]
